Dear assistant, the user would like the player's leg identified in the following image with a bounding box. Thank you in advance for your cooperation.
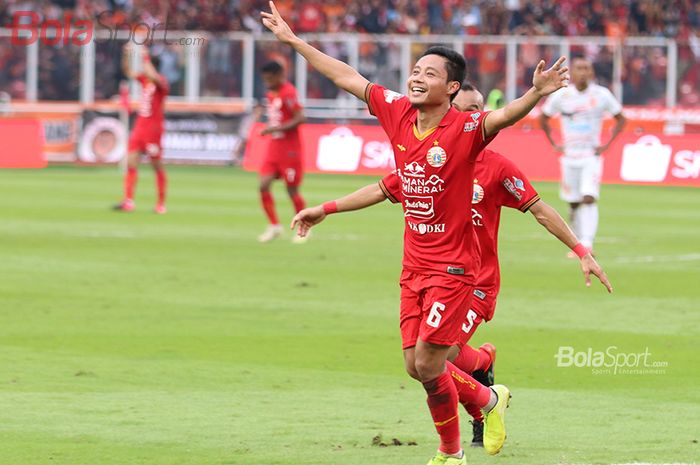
[448,291,496,447]
[149,152,167,214]
[577,156,603,252]
[560,158,583,257]
[258,161,282,242]
[285,160,308,243]
[114,148,141,211]
[415,280,505,461]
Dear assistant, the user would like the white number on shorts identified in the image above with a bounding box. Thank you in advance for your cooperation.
[286,168,296,183]
[426,301,446,328]
[462,309,478,334]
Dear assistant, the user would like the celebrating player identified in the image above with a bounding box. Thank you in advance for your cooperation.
[114,43,170,214]
[257,61,307,243]
[262,2,569,463]
[540,56,626,255]
[292,83,612,449]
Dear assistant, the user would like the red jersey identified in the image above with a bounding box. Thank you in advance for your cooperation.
[134,74,168,132]
[381,149,540,299]
[368,84,494,284]
[266,81,302,143]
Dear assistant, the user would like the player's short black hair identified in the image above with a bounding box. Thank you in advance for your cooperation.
[461,82,478,92]
[150,55,161,69]
[419,46,466,101]
[261,61,284,75]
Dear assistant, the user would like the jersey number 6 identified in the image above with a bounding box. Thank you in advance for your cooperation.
[426,301,446,328]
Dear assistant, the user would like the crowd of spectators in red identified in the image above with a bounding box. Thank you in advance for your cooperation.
[1,0,698,105]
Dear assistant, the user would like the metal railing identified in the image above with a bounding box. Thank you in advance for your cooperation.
[0,30,690,116]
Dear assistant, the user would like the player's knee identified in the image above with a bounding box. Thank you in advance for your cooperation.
[569,202,580,210]
[413,357,441,381]
[582,195,596,204]
[404,363,420,381]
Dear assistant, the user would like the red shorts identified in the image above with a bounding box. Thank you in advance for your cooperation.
[128,124,163,158]
[455,287,498,348]
[260,140,303,187]
[399,270,475,349]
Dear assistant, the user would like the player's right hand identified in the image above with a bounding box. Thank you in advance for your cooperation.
[291,205,326,237]
[580,254,613,293]
[261,1,297,45]
[553,144,564,153]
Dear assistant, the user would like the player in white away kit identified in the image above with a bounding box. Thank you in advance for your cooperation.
[540,57,625,255]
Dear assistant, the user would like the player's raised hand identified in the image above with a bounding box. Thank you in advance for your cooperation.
[260,1,297,44]
[580,254,613,293]
[291,205,326,238]
[533,57,569,97]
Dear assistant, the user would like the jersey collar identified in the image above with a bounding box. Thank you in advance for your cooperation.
[408,106,459,127]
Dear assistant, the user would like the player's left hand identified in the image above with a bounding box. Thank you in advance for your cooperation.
[594,145,608,155]
[260,126,279,136]
[261,1,297,45]
[580,254,613,293]
[291,205,326,237]
[533,56,569,97]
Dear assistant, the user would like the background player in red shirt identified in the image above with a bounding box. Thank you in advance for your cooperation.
[263,2,569,463]
[257,61,307,243]
[291,83,612,450]
[114,43,170,214]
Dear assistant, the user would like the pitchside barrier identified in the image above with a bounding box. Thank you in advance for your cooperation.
[243,109,700,187]
[1,103,699,187]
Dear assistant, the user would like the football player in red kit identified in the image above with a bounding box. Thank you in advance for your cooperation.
[263,1,570,462]
[257,61,307,243]
[114,44,169,214]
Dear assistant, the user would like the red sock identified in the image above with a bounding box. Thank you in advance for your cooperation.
[453,345,492,374]
[446,361,492,408]
[466,402,484,422]
[261,191,279,225]
[155,169,167,205]
[290,193,305,213]
[423,369,461,455]
[124,167,137,201]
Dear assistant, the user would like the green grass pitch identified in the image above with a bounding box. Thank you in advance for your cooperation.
[0,166,698,465]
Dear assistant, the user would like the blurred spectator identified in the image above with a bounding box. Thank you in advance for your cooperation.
[1,0,699,105]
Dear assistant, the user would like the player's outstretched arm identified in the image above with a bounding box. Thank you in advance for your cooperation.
[291,183,388,237]
[484,57,569,138]
[529,200,613,293]
[121,43,137,80]
[261,1,369,101]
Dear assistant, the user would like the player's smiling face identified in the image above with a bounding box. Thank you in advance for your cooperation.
[406,55,458,107]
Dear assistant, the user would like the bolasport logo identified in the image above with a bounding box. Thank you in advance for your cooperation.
[9,11,207,47]
[554,346,668,375]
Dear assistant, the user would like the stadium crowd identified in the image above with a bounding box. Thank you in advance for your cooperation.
[0,0,699,104]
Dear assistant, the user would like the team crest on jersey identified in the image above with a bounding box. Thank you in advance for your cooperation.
[471,112,481,121]
[472,183,484,204]
[426,146,447,167]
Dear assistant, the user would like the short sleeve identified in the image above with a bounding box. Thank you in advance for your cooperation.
[541,91,561,117]
[379,171,402,203]
[600,87,622,116]
[366,84,411,140]
[496,155,540,212]
[282,84,302,113]
[461,110,496,160]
